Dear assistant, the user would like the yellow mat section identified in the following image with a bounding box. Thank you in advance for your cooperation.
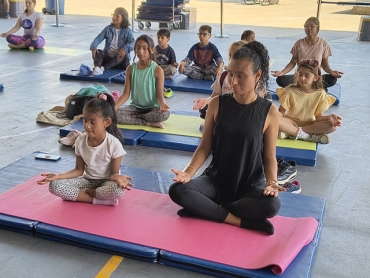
[118,114,317,151]
[0,46,90,56]
[277,139,316,151]
[117,114,204,138]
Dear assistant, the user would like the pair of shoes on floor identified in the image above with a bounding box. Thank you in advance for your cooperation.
[277,158,297,185]
[164,88,173,98]
[58,129,82,147]
[282,180,301,194]
[278,131,329,144]
[305,134,330,144]
[93,66,104,76]
[203,75,214,81]
[199,122,205,133]
[5,12,10,19]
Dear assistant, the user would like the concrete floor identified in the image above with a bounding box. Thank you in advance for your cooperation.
[1,1,370,277]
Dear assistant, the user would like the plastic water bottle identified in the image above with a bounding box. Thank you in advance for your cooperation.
[112,90,120,102]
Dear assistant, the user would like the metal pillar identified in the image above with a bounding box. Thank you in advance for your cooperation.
[132,0,140,32]
[215,0,229,38]
[51,0,64,27]
[316,0,322,20]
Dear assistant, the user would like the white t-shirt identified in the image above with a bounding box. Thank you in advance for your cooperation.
[75,132,126,179]
[19,11,43,36]
[211,73,232,95]
[107,29,120,58]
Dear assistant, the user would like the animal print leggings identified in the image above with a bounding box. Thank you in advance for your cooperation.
[117,105,170,125]
[49,177,125,201]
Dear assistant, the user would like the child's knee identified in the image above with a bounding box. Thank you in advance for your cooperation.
[48,180,58,195]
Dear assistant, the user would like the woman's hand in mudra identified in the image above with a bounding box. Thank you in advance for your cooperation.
[171,168,191,184]
[263,183,286,197]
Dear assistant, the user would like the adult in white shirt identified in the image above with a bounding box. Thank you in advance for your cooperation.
[0,0,45,50]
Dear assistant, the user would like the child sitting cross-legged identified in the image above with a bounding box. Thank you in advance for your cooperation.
[115,35,170,129]
[38,93,133,206]
[178,25,224,82]
[277,59,341,144]
[155,28,178,80]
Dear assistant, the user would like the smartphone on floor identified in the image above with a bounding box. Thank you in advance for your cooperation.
[35,153,61,161]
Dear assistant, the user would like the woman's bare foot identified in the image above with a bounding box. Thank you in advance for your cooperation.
[8,43,26,49]
[147,122,165,129]
[29,46,35,51]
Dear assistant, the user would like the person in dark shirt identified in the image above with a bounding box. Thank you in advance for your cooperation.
[155,28,178,80]
[169,41,284,235]
[178,25,223,82]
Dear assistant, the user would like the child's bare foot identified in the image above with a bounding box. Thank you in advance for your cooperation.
[147,122,165,129]
[29,46,35,51]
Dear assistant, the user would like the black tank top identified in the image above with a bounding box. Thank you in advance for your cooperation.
[205,94,272,203]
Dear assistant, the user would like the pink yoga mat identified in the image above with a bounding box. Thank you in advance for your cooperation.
[0,175,318,274]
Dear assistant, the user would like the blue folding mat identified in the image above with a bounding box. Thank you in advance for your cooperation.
[60,68,125,83]
[268,78,341,105]
[59,118,146,146]
[112,73,213,92]
[0,153,325,278]
[0,153,172,262]
[140,111,318,166]
[164,74,213,94]
[60,112,318,166]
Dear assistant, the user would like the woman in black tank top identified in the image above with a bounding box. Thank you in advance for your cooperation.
[169,42,285,235]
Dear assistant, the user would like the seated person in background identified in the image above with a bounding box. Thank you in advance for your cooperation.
[90,7,135,76]
[178,25,224,82]
[155,28,178,80]
[277,59,341,144]
[241,30,255,42]
[1,0,45,50]
[271,17,343,89]
[193,40,272,127]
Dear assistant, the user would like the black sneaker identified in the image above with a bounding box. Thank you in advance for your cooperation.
[277,158,297,185]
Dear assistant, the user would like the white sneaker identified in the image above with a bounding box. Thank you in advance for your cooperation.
[93,66,104,76]
[58,129,82,146]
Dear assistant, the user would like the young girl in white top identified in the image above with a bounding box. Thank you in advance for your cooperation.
[115,34,170,129]
[38,93,133,206]
[277,59,342,144]
[1,0,45,50]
